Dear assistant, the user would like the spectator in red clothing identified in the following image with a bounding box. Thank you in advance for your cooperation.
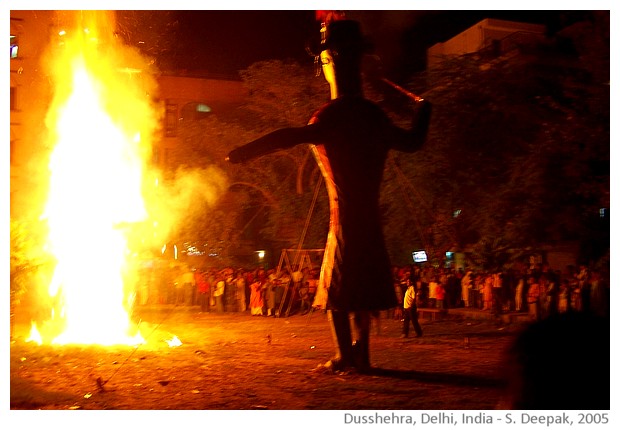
[195,270,210,312]
[249,277,264,316]
[526,277,541,321]
[435,281,445,310]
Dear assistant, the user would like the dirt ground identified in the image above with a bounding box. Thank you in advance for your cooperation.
[10,306,525,411]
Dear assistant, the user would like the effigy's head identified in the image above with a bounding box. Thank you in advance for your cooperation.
[319,20,370,91]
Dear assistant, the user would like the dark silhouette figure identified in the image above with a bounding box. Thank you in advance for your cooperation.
[500,311,610,409]
[227,19,431,372]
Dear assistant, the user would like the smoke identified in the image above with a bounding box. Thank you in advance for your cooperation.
[146,165,229,247]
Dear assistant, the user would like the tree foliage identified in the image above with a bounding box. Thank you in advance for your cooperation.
[386,11,609,269]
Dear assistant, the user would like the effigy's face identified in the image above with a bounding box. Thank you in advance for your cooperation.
[320,50,336,86]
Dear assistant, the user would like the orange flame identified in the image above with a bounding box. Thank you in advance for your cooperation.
[26,322,43,346]
[38,11,158,346]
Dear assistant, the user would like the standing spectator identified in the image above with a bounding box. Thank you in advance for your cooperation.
[438,269,449,309]
[173,266,186,305]
[576,264,589,289]
[213,274,225,312]
[206,269,217,309]
[492,272,503,314]
[224,271,236,312]
[473,274,484,309]
[291,266,304,306]
[545,273,559,317]
[401,279,423,338]
[514,275,525,312]
[579,272,591,314]
[249,276,264,316]
[428,277,438,308]
[392,273,405,320]
[435,280,445,310]
[538,274,549,318]
[461,271,472,307]
[589,270,607,317]
[265,269,277,316]
[526,277,541,321]
[181,266,196,306]
[307,269,319,311]
[557,279,570,313]
[448,269,462,308]
[195,269,210,312]
[570,276,581,311]
[298,279,312,315]
[482,273,493,311]
[235,270,247,312]
[160,264,174,304]
[275,269,290,316]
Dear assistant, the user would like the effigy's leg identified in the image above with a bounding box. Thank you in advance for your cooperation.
[351,311,371,372]
[325,310,354,370]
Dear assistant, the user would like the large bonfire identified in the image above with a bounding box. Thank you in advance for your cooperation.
[29,11,160,346]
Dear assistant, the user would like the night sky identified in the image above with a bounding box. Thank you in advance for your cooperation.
[169,10,585,79]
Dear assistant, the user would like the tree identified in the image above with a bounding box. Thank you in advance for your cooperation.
[388,11,610,269]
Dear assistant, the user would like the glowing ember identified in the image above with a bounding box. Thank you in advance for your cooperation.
[37,11,158,346]
[165,336,183,347]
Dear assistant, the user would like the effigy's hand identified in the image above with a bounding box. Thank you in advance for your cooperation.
[414,98,432,115]
[226,148,243,164]
[412,99,432,135]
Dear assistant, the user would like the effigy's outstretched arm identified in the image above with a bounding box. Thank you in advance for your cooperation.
[227,124,322,164]
[388,99,432,153]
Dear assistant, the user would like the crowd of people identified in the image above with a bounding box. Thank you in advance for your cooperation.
[134,263,322,317]
[133,260,609,322]
[392,263,609,321]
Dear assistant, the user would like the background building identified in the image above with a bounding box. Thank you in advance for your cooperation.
[427,18,546,69]
[156,73,244,170]
[10,11,56,220]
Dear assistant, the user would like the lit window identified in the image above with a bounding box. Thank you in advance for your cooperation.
[181,102,212,121]
[196,103,211,113]
[599,208,607,218]
[10,34,18,59]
